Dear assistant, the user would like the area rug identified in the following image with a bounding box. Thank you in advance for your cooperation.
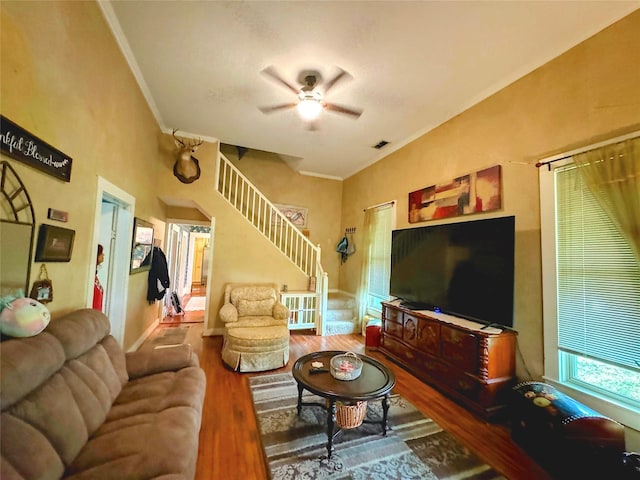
[184,296,206,311]
[249,372,504,480]
[151,326,189,347]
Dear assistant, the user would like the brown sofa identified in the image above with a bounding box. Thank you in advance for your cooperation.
[0,308,206,480]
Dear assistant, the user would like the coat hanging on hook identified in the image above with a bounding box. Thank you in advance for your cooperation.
[337,227,357,264]
[336,235,349,264]
[346,230,356,256]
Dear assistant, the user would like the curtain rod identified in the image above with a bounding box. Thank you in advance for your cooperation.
[363,200,395,212]
[536,132,639,170]
[535,154,573,171]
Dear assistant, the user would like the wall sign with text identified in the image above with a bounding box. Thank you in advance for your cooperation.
[0,115,72,182]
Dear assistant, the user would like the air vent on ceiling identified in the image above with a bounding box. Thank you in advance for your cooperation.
[372,140,389,149]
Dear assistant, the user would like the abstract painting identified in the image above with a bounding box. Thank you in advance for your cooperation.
[409,165,502,223]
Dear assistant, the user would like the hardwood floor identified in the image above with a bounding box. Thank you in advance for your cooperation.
[184,330,552,480]
[160,293,205,324]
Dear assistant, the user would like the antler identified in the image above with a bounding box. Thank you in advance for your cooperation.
[172,128,185,147]
[172,129,203,151]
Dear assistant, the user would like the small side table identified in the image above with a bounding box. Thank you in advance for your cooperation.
[292,350,396,459]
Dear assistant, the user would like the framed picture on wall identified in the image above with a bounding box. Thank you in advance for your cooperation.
[272,204,308,228]
[408,165,502,223]
[130,217,154,274]
[34,224,75,262]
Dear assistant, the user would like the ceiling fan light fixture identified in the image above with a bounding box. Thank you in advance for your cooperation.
[297,99,322,120]
[297,90,323,120]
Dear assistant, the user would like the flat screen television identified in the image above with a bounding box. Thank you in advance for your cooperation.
[390,215,515,328]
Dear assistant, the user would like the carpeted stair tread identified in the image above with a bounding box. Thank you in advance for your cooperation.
[324,320,358,336]
[324,292,358,336]
[325,308,355,322]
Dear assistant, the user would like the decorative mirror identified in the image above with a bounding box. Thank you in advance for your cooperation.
[130,217,154,274]
[0,161,35,296]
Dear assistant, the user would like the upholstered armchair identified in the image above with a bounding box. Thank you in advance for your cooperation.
[220,283,290,372]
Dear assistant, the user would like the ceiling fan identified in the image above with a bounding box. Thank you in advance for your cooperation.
[259,66,363,125]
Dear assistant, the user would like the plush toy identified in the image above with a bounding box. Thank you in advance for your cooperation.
[0,291,50,338]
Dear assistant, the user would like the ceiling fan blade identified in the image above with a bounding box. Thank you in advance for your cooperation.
[261,66,299,95]
[259,103,297,114]
[324,102,363,118]
[323,68,351,95]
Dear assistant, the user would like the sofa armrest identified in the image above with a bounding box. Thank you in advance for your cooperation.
[272,302,290,322]
[219,302,238,323]
[125,344,199,380]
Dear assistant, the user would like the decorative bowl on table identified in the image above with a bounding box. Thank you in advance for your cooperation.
[330,352,363,381]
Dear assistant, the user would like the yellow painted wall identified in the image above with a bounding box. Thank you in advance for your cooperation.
[3,0,638,363]
[1,1,168,347]
[220,144,343,288]
[0,1,308,344]
[166,206,209,223]
[340,11,640,379]
[155,138,308,333]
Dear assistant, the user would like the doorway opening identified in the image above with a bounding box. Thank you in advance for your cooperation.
[162,221,211,324]
[89,178,135,346]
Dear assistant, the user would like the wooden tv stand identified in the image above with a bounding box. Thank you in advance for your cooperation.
[380,300,517,419]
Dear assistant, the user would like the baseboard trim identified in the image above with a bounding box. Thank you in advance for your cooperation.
[128,318,159,352]
[203,327,224,336]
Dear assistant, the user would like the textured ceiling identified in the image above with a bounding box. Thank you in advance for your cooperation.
[102,1,639,179]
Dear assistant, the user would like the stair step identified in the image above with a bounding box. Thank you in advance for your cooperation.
[326,309,355,322]
[324,320,358,336]
[327,293,355,310]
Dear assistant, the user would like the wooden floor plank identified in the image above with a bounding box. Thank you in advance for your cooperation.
[148,328,551,480]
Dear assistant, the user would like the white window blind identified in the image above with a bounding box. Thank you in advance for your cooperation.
[555,164,640,372]
[366,204,393,312]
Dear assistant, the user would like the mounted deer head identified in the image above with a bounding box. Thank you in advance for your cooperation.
[172,129,203,184]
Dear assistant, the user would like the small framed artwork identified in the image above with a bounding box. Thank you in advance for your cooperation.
[272,204,308,228]
[35,224,75,262]
[130,217,154,274]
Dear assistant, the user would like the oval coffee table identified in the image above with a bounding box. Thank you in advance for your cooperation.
[292,350,396,459]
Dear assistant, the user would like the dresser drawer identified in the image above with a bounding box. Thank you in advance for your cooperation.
[416,317,440,355]
[383,318,403,338]
[402,313,419,346]
[383,305,401,324]
[441,326,478,372]
[381,335,418,364]
[438,364,482,402]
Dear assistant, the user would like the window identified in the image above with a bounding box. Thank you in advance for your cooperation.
[540,138,640,428]
[363,204,394,316]
[555,165,640,405]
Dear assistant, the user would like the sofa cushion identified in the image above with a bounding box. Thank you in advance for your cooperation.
[125,344,198,380]
[6,371,89,466]
[65,367,206,480]
[59,343,124,434]
[107,367,205,422]
[0,332,64,410]
[0,412,65,480]
[45,309,111,361]
[236,298,275,317]
[65,406,201,480]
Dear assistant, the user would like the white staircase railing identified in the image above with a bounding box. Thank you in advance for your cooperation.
[216,152,328,334]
